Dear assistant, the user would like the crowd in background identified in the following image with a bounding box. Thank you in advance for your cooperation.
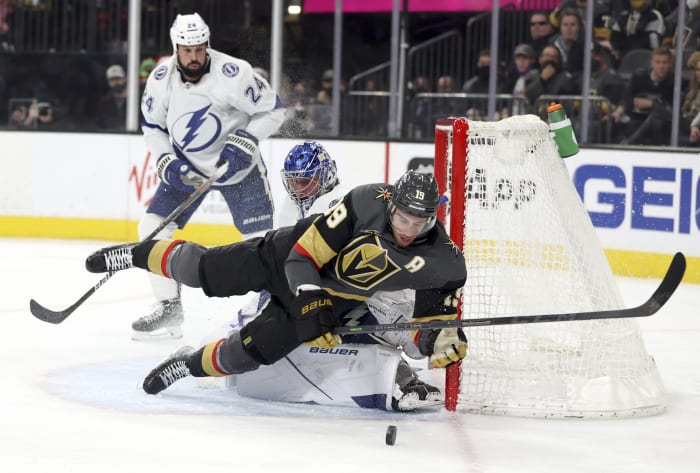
[2,0,700,146]
[402,0,700,146]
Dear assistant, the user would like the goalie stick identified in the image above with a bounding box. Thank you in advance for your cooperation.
[334,252,686,335]
[29,161,230,325]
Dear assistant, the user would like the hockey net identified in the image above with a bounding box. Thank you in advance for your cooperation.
[434,115,665,418]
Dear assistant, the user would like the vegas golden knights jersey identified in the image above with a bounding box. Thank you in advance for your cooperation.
[285,183,466,321]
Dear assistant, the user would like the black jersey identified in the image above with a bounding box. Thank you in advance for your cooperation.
[285,183,466,320]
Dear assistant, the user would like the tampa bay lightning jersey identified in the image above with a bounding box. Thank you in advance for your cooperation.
[141,49,285,185]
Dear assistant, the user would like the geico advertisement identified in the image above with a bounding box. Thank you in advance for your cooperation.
[567,149,700,256]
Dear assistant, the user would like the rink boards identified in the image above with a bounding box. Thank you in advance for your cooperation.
[0,131,698,282]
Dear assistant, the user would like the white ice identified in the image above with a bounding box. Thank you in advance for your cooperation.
[0,238,698,472]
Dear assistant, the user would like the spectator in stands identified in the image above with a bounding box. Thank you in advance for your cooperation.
[311,68,338,136]
[587,41,627,143]
[316,68,334,105]
[528,11,556,60]
[551,9,586,77]
[279,79,313,138]
[139,57,158,94]
[437,74,457,94]
[462,49,493,94]
[462,49,504,119]
[524,45,578,110]
[503,44,537,116]
[663,0,700,63]
[680,51,700,144]
[613,46,675,144]
[96,64,127,130]
[407,75,432,139]
[549,0,613,42]
[8,98,54,130]
[611,0,665,55]
[432,74,461,125]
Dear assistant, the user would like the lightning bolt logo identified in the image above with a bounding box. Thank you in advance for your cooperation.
[181,104,212,150]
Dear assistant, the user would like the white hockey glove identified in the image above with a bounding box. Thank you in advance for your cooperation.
[416,327,468,368]
[156,153,203,192]
[216,130,258,183]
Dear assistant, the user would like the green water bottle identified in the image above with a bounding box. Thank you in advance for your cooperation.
[547,103,579,158]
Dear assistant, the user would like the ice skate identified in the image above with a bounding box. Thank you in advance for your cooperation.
[85,243,137,273]
[131,298,184,340]
[391,378,444,411]
[141,346,194,395]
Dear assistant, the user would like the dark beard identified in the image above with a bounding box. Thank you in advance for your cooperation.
[179,60,205,81]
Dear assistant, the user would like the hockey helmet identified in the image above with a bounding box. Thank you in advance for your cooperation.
[281,141,338,204]
[388,170,440,237]
[170,13,210,52]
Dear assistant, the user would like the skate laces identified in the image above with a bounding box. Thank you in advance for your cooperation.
[157,359,190,387]
[140,302,170,323]
[104,246,133,271]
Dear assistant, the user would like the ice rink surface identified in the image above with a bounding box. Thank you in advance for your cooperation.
[1,237,698,473]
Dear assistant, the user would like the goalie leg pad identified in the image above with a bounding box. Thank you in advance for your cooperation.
[235,343,402,410]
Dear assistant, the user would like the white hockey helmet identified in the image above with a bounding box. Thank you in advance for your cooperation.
[169,13,210,52]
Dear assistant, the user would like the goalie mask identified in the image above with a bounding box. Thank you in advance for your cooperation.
[170,13,210,52]
[281,141,338,205]
[388,170,439,240]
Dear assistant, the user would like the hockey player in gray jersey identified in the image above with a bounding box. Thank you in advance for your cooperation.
[86,170,468,410]
[135,12,284,340]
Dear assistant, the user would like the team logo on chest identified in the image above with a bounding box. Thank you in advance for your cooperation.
[335,234,400,289]
[172,103,222,153]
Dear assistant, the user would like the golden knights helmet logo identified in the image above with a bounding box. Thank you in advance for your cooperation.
[335,234,400,289]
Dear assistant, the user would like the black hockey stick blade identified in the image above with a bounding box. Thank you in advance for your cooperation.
[335,252,686,335]
[29,272,113,324]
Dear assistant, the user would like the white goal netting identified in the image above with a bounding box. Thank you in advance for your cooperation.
[435,115,665,418]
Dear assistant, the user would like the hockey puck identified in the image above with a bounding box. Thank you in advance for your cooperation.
[385,425,397,446]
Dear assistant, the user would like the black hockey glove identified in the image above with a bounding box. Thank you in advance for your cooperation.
[290,289,341,348]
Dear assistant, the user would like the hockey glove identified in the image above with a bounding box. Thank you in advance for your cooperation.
[216,130,258,183]
[417,328,468,368]
[290,289,341,348]
[156,153,202,192]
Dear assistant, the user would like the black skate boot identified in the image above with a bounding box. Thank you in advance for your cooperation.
[392,379,444,411]
[142,346,195,395]
[85,243,136,273]
[391,358,443,411]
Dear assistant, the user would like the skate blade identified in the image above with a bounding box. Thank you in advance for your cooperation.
[131,325,183,341]
[396,394,445,411]
[197,377,218,389]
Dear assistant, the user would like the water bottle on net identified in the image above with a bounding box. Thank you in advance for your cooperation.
[547,102,579,158]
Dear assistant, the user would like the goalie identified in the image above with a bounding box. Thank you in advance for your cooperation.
[86,169,468,411]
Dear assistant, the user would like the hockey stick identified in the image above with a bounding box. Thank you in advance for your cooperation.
[29,162,229,324]
[334,252,686,335]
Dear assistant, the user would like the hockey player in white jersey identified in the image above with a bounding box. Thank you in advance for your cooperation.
[136,12,285,340]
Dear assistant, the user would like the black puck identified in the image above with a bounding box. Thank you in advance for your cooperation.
[385,425,397,445]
